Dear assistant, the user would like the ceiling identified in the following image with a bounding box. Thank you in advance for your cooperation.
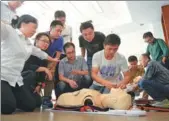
[14,1,169,34]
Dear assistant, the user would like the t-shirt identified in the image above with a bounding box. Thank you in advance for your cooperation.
[92,50,128,86]
[129,65,145,83]
[61,25,72,44]
[46,32,64,57]
[79,31,105,58]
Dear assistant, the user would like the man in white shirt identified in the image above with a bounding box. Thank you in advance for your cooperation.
[90,34,132,93]
[1,1,23,24]
[54,10,72,44]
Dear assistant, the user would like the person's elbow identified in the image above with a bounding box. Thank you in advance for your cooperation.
[59,74,64,81]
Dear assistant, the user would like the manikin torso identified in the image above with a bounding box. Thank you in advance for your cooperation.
[56,88,132,110]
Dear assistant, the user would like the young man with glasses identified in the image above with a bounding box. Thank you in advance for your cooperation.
[55,42,92,97]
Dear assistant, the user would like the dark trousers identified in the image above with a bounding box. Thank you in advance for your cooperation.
[22,71,42,107]
[55,76,92,97]
[1,81,36,114]
[161,58,169,70]
[138,80,169,101]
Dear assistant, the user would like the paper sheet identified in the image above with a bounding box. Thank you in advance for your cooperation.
[45,109,147,117]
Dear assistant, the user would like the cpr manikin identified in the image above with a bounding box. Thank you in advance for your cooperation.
[56,88,132,110]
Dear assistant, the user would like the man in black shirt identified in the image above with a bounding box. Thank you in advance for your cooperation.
[79,21,105,73]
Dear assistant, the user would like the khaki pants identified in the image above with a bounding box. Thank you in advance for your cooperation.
[44,81,54,97]
[44,61,56,97]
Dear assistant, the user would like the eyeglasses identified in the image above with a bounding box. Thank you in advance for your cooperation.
[40,39,50,44]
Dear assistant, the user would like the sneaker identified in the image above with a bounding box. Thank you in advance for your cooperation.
[151,99,169,108]
[42,96,53,108]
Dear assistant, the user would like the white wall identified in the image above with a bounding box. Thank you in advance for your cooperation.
[151,21,164,40]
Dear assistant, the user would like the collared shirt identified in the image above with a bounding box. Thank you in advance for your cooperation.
[1,22,48,87]
[46,31,64,57]
[146,38,169,62]
[142,61,169,85]
[61,25,72,44]
[58,56,89,81]
[1,1,16,24]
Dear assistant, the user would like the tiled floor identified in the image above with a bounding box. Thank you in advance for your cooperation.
[1,109,169,121]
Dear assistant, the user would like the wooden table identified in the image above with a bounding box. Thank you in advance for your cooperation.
[1,110,169,121]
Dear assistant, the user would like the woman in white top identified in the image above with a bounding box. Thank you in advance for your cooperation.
[1,14,59,114]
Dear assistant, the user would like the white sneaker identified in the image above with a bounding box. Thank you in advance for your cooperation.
[151,99,169,108]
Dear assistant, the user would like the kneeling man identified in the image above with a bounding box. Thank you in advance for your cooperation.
[55,42,92,97]
[90,34,132,93]
[138,53,169,108]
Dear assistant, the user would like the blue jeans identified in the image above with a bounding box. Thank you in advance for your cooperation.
[138,80,169,101]
[90,84,110,94]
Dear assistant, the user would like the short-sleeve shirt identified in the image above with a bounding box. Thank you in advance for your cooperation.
[92,50,128,86]
[79,31,105,58]
[61,25,72,44]
[46,32,64,57]
[129,65,145,83]
[59,56,89,81]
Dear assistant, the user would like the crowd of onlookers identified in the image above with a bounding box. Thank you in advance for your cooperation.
[1,1,169,114]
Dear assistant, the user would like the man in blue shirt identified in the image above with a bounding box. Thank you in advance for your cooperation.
[43,20,65,108]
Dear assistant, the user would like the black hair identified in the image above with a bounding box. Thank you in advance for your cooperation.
[143,32,153,39]
[54,10,66,19]
[104,34,121,46]
[63,42,75,53]
[34,32,51,45]
[141,53,151,60]
[128,55,138,62]
[50,20,63,28]
[12,14,38,29]
[11,15,19,29]
[80,21,94,33]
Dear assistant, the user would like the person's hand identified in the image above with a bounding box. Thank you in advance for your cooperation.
[68,80,78,89]
[71,70,80,75]
[103,81,117,90]
[117,81,127,89]
[45,68,53,81]
[53,58,60,63]
[33,85,41,94]
[162,57,167,64]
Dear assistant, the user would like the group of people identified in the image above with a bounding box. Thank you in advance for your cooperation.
[1,1,169,115]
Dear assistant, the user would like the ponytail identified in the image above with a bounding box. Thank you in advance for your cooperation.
[11,15,19,29]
